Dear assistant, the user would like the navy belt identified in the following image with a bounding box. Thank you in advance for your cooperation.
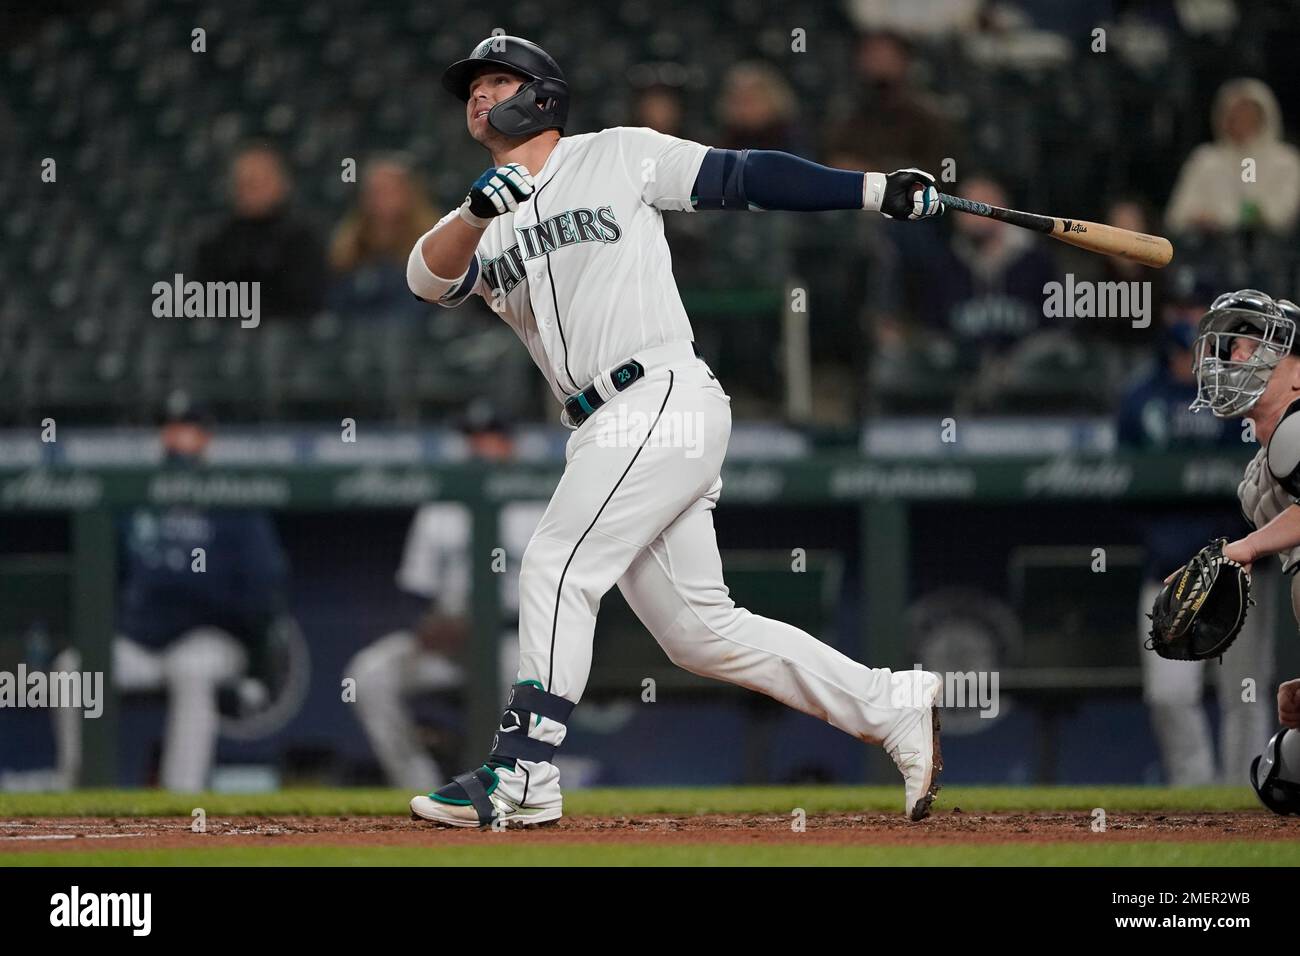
[564,359,646,426]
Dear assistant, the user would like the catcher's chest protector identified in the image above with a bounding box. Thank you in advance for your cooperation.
[1238,446,1300,573]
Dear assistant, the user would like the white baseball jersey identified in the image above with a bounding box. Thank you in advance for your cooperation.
[423,127,709,402]
[396,501,546,615]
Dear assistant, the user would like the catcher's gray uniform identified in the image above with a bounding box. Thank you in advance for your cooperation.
[1138,446,1280,786]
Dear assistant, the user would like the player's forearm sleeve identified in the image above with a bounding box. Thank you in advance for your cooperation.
[407,228,480,307]
[691,148,867,212]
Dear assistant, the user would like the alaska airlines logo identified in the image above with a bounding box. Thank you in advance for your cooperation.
[481,206,623,299]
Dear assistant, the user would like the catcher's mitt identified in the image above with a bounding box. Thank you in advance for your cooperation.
[1147,539,1251,661]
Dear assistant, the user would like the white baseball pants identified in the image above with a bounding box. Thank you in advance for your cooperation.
[497,346,915,805]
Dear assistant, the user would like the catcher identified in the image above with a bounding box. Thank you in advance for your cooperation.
[1151,289,1300,767]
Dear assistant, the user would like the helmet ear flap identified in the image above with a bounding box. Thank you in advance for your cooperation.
[486,76,568,136]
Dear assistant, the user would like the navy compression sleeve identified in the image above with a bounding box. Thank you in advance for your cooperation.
[691,148,865,212]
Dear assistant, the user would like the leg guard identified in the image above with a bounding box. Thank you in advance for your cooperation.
[487,681,576,768]
[421,682,575,826]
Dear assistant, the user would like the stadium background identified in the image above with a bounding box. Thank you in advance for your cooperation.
[3,0,1300,792]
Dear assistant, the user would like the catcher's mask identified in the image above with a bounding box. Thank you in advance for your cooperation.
[1190,289,1299,418]
[1250,727,1300,815]
[442,36,569,138]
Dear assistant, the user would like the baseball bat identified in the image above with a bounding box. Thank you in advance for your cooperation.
[938,193,1174,269]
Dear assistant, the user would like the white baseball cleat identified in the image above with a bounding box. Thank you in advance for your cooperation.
[409,765,562,828]
[409,794,562,828]
[883,670,944,822]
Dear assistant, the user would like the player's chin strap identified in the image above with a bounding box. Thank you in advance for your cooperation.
[448,681,576,826]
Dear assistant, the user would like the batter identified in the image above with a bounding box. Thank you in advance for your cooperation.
[406,36,944,826]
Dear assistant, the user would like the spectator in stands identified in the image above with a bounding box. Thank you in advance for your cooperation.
[1166,78,1300,236]
[823,30,958,173]
[328,155,440,322]
[1073,197,1167,353]
[1116,272,1274,786]
[900,174,1057,351]
[632,80,686,138]
[715,62,812,156]
[51,395,291,791]
[629,75,710,288]
[194,143,327,320]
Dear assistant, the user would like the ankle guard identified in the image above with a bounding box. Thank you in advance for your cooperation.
[489,681,575,765]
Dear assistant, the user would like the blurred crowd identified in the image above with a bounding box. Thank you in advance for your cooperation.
[4,0,1300,425]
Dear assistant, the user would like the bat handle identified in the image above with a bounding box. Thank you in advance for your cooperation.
[938,193,991,217]
[938,192,1057,234]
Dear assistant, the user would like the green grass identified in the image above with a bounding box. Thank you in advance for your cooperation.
[0,784,1264,819]
[4,842,1296,868]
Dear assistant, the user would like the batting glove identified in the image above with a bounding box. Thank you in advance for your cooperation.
[865,168,943,220]
[459,163,534,228]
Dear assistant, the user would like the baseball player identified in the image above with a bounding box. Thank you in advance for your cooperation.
[1186,289,1300,775]
[346,416,545,790]
[406,36,945,827]
[1119,290,1275,785]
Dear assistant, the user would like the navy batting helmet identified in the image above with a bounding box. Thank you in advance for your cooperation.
[442,35,569,137]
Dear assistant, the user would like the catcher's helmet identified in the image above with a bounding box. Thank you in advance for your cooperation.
[1250,727,1300,815]
[442,36,569,137]
[1190,289,1300,418]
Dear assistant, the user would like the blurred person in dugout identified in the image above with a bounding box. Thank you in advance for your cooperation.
[1116,272,1274,785]
[327,154,440,322]
[823,30,958,175]
[53,397,290,791]
[1165,78,1300,236]
[193,141,327,320]
[345,406,545,791]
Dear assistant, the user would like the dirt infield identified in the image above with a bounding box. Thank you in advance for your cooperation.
[2,810,1298,853]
